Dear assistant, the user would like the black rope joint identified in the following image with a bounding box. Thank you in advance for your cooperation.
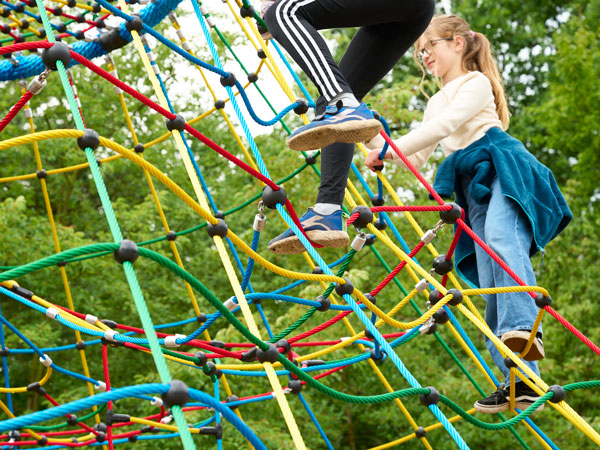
[57,260,67,267]
[371,195,385,207]
[239,5,254,18]
[503,356,517,369]
[535,293,552,308]
[214,100,225,109]
[27,382,47,395]
[548,384,565,403]
[288,379,302,394]
[439,202,462,224]
[374,217,387,231]
[447,289,463,306]
[207,219,228,238]
[210,340,225,349]
[161,380,190,408]
[196,313,207,323]
[334,278,354,296]
[276,339,291,354]
[432,255,453,275]
[256,343,280,363]
[166,231,177,241]
[247,73,258,83]
[41,42,71,70]
[433,308,449,324]
[370,348,385,363]
[66,414,78,426]
[165,114,186,132]
[240,347,257,362]
[125,15,143,32]
[133,143,144,153]
[36,169,47,179]
[219,72,237,87]
[75,340,86,350]
[419,387,440,406]
[76,128,100,151]
[350,205,373,229]
[293,98,309,115]
[415,427,426,438]
[305,154,317,165]
[99,29,128,52]
[257,49,266,59]
[113,239,139,264]
[316,295,330,312]
[0,348,9,357]
[200,424,222,439]
[105,409,130,426]
[193,351,207,367]
[261,185,287,208]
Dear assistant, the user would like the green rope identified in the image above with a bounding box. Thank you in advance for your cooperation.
[27,404,106,431]
[32,4,195,446]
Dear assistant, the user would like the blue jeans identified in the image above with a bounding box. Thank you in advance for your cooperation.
[462,177,541,386]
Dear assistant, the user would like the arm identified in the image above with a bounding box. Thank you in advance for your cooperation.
[366,74,493,170]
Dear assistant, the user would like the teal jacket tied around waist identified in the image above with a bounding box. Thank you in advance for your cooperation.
[432,127,573,288]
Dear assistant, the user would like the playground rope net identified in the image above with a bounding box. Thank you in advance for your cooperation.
[0,0,598,448]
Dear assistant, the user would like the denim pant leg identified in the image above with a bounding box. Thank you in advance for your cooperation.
[463,177,540,385]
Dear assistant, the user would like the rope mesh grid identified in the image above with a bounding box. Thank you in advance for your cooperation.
[0,0,597,449]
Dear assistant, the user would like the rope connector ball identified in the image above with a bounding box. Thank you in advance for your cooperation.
[247,73,258,83]
[219,72,237,87]
[374,217,386,231]
[239,5,254,18]
[535,293,552,308]
[113,239,139,264]
[76,128,100,151]
[548,384,565,403]
[41,42,72,70]
[293,98,309,115]
[349,205,373,229]
[133,143,144,153]
[439,202,462,224]
[214,100,226,109]
[316,295,330,312]
[334,278,354,296]
[256,343,280,363]
[415,427,426,438]
[447,289,463,306]
[419,386,440,406]
[207,218,228,237]
[371,195,385,207]
[161,379,190,408]
[503,356,517,369]
[432,255,454,275]
[370,348,385,363]
[125,15,143,32]
[165,114,186,132]
[261,185,287,209]
[432,308,449,324]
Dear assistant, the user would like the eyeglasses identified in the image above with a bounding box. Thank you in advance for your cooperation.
[417,38,454,60]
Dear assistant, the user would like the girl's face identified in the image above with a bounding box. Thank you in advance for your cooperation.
[418,30,467,85]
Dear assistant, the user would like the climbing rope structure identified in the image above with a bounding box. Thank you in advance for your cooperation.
[0,0,598,448]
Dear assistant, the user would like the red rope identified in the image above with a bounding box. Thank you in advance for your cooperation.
[370,241,426,296]
[0,91,33,133]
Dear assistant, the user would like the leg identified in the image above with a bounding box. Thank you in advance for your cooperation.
[463,178,540,386]
[265,0,434,102]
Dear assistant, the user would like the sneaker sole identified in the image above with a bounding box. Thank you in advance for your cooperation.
[287,119,382,152]
[473,402,508,414]
[501,331,545,361]
[514,400,545,411]
[268,231,350,255]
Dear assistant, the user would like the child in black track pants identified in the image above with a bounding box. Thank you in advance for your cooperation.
[263,0,435,254]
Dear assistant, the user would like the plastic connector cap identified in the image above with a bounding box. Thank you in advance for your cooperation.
[103,329,119,343]
[39,354,53,367]
[95,381,107,392]
[165,334,186,348]
[85,314,99,324]
[45,307,60,320]
[223,297,238,312]
[27,77,46,95]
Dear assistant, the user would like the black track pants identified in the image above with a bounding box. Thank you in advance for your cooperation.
[265,0,434,205]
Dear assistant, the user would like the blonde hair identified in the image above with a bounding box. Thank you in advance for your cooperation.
[414,15,510,129]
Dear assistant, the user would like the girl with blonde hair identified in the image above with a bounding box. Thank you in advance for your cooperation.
[366,15,572,413]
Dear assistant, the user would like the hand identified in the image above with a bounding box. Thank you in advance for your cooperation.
[365,149,387,172]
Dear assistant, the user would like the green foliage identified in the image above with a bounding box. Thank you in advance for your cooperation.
[0,0,599,448]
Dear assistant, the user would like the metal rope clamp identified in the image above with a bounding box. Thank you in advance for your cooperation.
[27,68,50,95]
[253,201,266,231]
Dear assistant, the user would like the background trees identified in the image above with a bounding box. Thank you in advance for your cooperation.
[0,0,598,448]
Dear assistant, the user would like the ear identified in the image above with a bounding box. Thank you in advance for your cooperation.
[454,35,465,53]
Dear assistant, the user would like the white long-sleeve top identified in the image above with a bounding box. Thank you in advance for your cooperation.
[371,71,504,170]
